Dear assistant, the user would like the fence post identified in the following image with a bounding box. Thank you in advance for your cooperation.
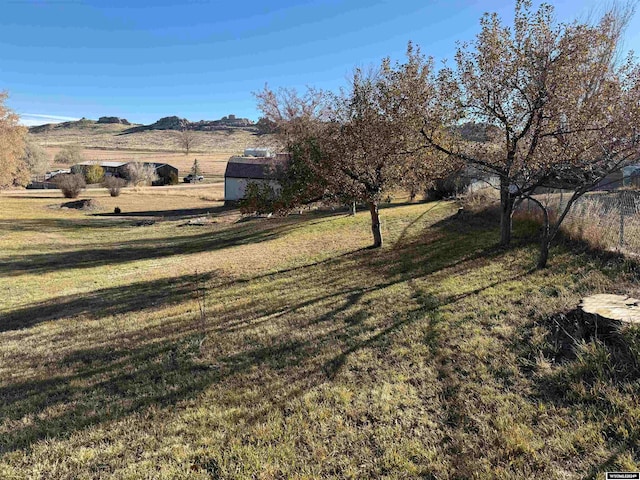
[619,196,625,248]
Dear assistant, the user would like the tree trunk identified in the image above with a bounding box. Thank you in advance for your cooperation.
[351,201,357,216]
[499,176,514,246]
[537,239,551,269]
[537,205,551,269]
[368,201,382,248]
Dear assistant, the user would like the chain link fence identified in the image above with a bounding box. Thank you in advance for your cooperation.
[517,190,640,256]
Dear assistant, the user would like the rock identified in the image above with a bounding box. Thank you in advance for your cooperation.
[580,294,640,324]
[97,116,131,125]
[150,116,189,130]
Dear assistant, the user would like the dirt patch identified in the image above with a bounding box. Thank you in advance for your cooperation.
[59,199,102,211]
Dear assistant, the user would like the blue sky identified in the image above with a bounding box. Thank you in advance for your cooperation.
[3,0,639,126]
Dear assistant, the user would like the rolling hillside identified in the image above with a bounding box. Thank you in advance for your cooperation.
[27,118,277,176]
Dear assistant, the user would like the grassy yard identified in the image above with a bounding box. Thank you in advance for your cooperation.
[0,191,639,478]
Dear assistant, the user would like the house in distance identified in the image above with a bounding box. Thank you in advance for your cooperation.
[71,161,178,185]
[224,149,288,203]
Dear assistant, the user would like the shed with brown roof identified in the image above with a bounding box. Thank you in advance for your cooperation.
[224,154,287,201]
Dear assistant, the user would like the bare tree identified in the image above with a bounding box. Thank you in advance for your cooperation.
[255,84,334,206]
[177,128,198,156]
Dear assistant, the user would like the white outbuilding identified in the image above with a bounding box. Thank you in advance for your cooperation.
[224,150,288,202]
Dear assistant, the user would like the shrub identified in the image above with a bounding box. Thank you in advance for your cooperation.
[84,163,104,184]
[125,162,158,186]
[168,172,179,185]
[103,176,126,197]
[239,182,279,215]
[54,145,84,165]
[55,173,86,198]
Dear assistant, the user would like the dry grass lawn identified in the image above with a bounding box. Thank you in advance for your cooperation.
[1,191,639,479]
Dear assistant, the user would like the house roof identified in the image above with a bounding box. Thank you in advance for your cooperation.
[74,161,177,171]
[143,162,177,171]
[76,161,127,168]
[224,156,286,180]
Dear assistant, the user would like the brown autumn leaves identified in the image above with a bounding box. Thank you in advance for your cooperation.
[256,0,640,268]
[0,92,29,189]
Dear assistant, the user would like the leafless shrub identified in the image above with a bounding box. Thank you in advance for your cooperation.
[103,176,126,197]
[125,162,158,186]
[55,173,86,198]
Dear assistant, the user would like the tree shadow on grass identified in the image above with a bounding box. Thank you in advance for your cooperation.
[1,247,371,334]
[0,290,439,457]
[1,194,65,199]
[362,208,508,284]
[1,272,216,332]
[0,335,219,455]
[0,219,297,277]
[0,204,546,472]
[0,279,396,455]
[92,205,233,218]
[0,217,131,233]
[0,208,356,278]
[1,206,510,335]
[322,268,531,380]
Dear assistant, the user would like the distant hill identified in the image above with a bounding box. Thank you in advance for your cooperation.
[121,115,256,134]
[28,117,103,133]
[29,116,494,140]
[29,114,257,135]
[26,114,276,161]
